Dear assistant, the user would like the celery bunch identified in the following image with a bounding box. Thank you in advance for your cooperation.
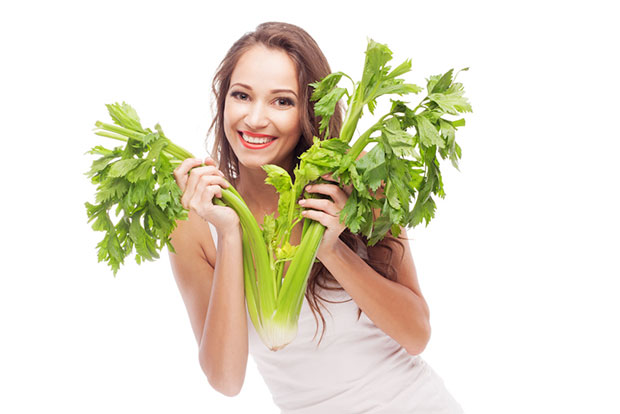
[85,39,471,351]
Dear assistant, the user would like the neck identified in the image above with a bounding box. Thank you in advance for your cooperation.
[236,164,279,216]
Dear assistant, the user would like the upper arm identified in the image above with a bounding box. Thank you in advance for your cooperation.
[365,188,430,319]
[367,227,428,308]
[169,211,217,345]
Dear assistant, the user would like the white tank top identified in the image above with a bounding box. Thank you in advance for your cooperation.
[209,223,463,413]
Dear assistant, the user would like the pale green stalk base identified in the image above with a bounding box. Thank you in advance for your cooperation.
[247,221,325,351]
[256,318,299,351]
[93,105,329,352]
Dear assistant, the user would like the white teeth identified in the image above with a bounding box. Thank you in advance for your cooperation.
[241,133,275,144]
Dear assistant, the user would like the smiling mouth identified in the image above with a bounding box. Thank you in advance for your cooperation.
[238,131,277,148]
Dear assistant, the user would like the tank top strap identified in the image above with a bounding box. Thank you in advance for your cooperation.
[208,222,218,246]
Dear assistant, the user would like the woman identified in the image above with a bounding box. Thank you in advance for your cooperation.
[170,22,463,413]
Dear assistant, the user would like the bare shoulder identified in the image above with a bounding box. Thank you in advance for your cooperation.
[169,210,217,268]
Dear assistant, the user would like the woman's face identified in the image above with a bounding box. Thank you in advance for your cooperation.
[224,45,302,173]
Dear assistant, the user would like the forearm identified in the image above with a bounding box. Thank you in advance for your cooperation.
[319,239,431,355]
[199,226,248,396]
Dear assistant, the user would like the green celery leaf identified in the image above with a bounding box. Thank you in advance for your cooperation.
[320,137,350,155]
[264,164,293,195]
[368,214,392,245]
[147,136,168,160]
[377,80,423,97]
[295,137,346,188]
[361,40,393,93]
[127,178,153,206]
[409,192,437,227]
[142,132,159,146]
[390,100,418,129]
[439,119,460,169]
[415,115,444,148]
[129,213,152,261]
[262,213,277,246]
[263,164,295,239]
[386,59,412,79]
[385,180,401,210]
[428,82,472,115]
[429,69,453,94]
[147,202,173,239]
[355,144,386,192]
[105,231,125,269]
[314,87,347,136]
[341,191,364,234]
[126,160,153,183]
[95,178,130,203]
[106,102,143,132]
[91,210,113,232]
[107,158,143,178]
[310,72,345,102]
[86,154,118,180]
[380,117,418,158]
[275,242,299,263]
[155,179,181,211]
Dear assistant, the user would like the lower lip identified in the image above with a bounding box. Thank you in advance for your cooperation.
[238,132,277,149]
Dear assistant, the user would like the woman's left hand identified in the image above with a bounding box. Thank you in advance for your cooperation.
[299,174,352,259]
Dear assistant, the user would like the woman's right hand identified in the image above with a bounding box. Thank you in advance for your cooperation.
[173,157,240,232]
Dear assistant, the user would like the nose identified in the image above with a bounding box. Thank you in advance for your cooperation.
[245,101,269,130]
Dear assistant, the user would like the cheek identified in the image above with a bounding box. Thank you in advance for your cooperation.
[223,99,243,131]
[275,109,302,135]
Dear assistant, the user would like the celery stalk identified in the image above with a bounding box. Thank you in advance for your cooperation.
[88,38,470,352]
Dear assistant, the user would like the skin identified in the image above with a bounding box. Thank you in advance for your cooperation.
[169,44,431,397]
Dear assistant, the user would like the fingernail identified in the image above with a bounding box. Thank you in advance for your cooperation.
[299,199,306,205]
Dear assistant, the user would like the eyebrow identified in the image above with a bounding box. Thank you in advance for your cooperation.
[230,82,298,98]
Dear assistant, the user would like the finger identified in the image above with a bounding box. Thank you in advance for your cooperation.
[341,183,354,197]
[299,198,339,217]
[182,166,227,208]
[188,181,210,213]
[173,158,203,191]
[300,209,333,227]
[305,183,348,208]
[203,184,222,201]
[203,156,217,167]
[182,166,209,208]
[320,173,339,184]
[189,171,229,202]
[197,172,230,192]
[320,173,353,196]
[189,184,222,219]
[186,165,222,190]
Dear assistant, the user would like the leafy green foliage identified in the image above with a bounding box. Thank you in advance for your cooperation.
[295,40,471,245]
[86,40,470,276]
[263,164,295,252]
[84,39,471,352]
[85,103,192,274]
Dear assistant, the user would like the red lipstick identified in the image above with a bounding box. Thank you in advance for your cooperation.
[238,131,277,149]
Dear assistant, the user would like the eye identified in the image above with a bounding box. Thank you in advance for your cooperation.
[230,91,249,101]
[275,97,295,107]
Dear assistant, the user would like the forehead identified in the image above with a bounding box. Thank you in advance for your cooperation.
[230,45,299,92]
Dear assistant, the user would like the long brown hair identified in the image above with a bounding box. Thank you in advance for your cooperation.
[208,22,404,346]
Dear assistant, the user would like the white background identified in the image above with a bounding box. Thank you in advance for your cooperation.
[1,0,618,413]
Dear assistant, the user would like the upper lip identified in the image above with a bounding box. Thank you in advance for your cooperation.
[240,130,277,138]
